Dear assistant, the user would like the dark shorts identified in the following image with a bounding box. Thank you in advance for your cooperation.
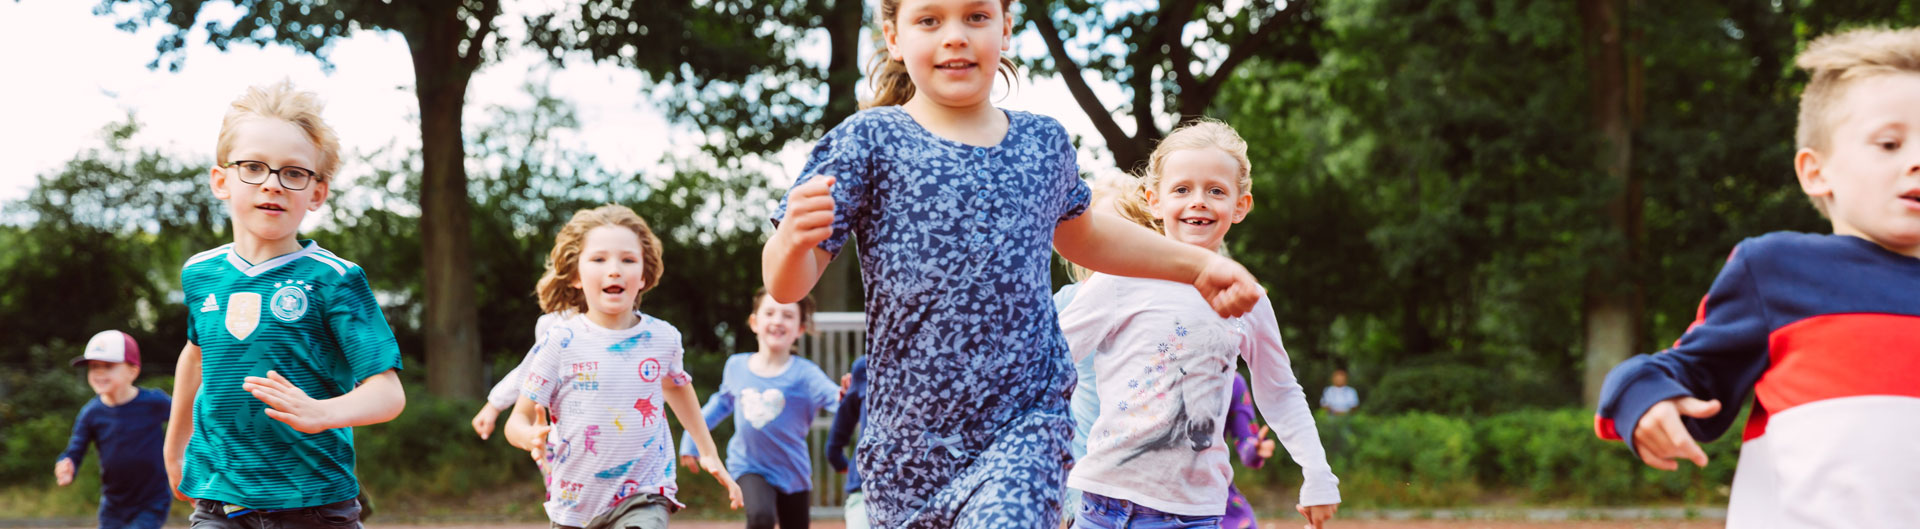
[188,498,361,529]
[552,492,675,529]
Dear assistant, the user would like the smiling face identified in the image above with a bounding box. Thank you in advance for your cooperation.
[1797,72,1920,256]
[1148,148,1254,252]
[571,225,649,326]
[85,361,137,398]
[749,294,805,354]
[212,117,329,249]
[883,0,1012,110]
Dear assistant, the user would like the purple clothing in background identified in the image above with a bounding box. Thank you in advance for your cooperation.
[1223,374,1265,529]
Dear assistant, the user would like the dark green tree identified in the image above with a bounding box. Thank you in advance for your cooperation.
[522,0,870,311]
[1023,0,1322,172]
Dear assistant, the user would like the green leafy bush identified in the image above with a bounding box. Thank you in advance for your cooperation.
[1240,407,1740,509]
[1365,363,1506,415]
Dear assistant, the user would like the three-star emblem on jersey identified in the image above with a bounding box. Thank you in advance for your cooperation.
[271,280,313,323]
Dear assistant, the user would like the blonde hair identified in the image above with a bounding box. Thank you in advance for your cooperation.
[865,0,1020,108]
[1794,27,1920,216]
[1795,27,1920,152]
[1114,118,1253,234]
[536,205,665,314]
[216,80,342,183]
[1064,172,1157,282]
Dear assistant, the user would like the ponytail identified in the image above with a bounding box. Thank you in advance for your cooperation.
[1063,172,1160,282]
[1111,175,1159,234]
[865,49,917,109]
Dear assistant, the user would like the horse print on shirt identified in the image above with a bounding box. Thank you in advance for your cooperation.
[1111,318,1238,466]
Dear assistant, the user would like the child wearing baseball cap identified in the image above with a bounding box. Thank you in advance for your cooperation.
[57,329,174,529]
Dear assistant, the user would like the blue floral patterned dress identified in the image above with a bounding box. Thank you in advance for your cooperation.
[773,105,1091,528]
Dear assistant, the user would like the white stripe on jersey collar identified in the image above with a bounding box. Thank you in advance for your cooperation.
[226,240,321,277]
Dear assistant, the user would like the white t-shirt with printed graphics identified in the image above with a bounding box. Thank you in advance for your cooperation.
[522,313,692,526]
[1059,273,1340,516]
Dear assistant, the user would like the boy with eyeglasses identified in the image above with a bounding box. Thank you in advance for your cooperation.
[164,81,406,529]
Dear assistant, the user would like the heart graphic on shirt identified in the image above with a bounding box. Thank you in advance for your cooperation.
[739,388,786,429]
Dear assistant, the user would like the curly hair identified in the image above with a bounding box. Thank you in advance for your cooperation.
[536,204,665,314]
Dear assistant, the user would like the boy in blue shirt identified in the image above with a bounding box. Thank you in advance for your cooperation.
[163,81,406,528]
[825,355,868,529]
[57,330,172,529]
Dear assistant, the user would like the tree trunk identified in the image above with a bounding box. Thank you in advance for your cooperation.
[808,0,870,312]
[411,5,483,400]
[823,0,862,129]
[1581,0,1643,407]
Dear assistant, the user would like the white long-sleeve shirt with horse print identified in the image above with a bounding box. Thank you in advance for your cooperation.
[1059,273,1340,516]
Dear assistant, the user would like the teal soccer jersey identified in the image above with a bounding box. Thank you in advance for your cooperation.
[179,240,402,508]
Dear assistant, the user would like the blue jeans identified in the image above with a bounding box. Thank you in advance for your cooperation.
[1072,492,1222,529]
[99,497,169,529]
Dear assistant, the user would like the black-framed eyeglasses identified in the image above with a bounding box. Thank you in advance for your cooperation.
[224,160,317,190]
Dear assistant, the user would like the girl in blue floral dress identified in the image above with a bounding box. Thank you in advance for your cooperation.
[761,0,1267,527]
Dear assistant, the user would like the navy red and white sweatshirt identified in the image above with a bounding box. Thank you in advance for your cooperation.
[1595,232,1920,528]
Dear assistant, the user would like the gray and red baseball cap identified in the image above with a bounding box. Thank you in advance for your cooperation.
[70,330,140,367]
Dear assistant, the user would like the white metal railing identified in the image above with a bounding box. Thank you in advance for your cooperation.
[798,312,866,514]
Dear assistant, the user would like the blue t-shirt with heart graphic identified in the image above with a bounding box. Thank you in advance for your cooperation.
[681,353,840,494]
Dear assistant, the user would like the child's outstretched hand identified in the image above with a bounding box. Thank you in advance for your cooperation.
[1254,424,1277,461]
[1633,396,1721,471]
[1194,254,1263,318]
[525,424,553,464]
[679,454,701,473]
[775,176,836,251]
[696,454,744,509]
[245,370,334,433]
[471,403,499,440]
[53,457,74,486]
[1296,503,1338,529]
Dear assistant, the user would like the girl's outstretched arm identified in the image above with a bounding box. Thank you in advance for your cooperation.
[1054,211,1263,317]
[764,177,837,303]
[1239,296,1341,516]
[503,395,551,460]
[663,381,744,509]
[678,385,736,471]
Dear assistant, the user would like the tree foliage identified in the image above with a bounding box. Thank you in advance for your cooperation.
[99,0,509,398]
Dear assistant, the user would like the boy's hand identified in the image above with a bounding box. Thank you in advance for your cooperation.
[1633,396,1721,471]
[679,454,700,473]
[839,373,852,400]
[775,177,836,251]
[471,403,500,440]
[1194,254,1262,318]
[244,371,335,433]
[696,455,743,509]
[1296,503,1338,529]
[827,448,850,473]
[53,458,74,486]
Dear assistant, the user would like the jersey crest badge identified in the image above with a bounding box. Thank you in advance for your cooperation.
[271,281,309,323]
[226,292,261,340]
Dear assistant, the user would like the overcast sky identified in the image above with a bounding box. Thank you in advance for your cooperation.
[0,1,1133,215]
